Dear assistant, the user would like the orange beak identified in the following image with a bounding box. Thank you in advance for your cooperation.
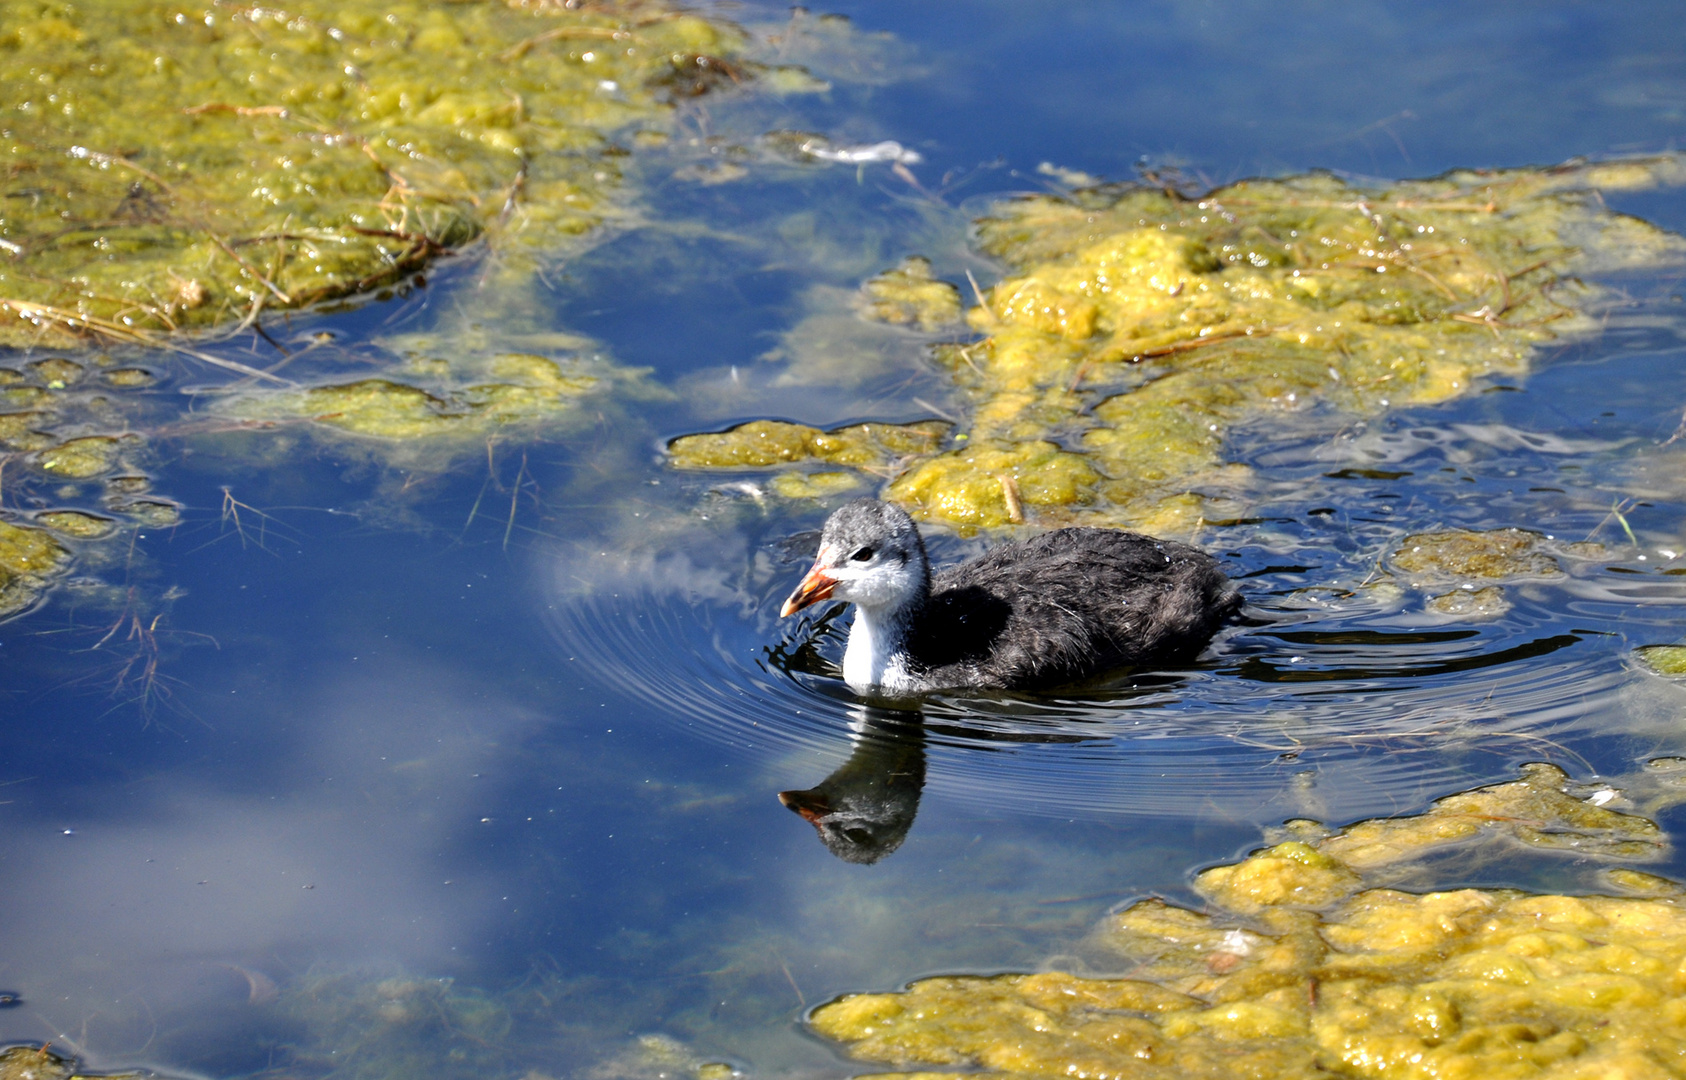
[778,789,831,823]
[780,559,837,617]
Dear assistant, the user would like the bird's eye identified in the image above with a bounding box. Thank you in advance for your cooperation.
[851,546,875,562]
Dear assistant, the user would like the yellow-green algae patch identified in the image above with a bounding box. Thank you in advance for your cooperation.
[860,256,963,331]
[810,764,1684,1080]
[113,499,180,527]
[668,419,950,470]
[902,160,1686,529]
[35,509,116,538]
[0,1044,137,1080]
[1426,585,1511,619]
[0,519,70,616]
[680,158,1685,531]
[0,0,749,346]
[26,358,83,387]
[102,369,156,388]
[771,470,867,499]
[1390,529,1566,583]
[36,435,123,478]
[222,343,625,441]
[1637,645,1686,677]
[589,1034,742,1080]
[0,411,53,451]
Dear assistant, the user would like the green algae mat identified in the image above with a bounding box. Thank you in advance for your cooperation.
[0,0,744,348]
[0,0,756,620]
[809,763,1686,1080]
[671,157,1686,534]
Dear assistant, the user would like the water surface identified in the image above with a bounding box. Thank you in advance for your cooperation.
[3,3,1686,1077]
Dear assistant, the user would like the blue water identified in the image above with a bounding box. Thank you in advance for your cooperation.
[2,3,1685,1077]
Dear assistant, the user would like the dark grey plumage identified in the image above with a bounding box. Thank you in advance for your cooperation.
[781,498,1238,693]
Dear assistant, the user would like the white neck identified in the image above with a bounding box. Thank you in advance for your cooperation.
[842,603,915,692]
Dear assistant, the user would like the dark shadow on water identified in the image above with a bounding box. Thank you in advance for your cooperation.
[773,674,1206,864]
[778,706,926,864]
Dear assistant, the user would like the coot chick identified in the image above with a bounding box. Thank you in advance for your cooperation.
[781,498,1237,693]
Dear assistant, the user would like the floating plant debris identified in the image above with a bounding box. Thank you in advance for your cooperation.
[0,0,749,347]
[810,764,1683,1079]
[674,158,1686,532]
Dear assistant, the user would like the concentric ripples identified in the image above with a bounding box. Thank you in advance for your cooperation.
[544,515,1686,825]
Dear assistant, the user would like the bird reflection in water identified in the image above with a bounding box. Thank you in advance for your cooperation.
[778,706,926,865]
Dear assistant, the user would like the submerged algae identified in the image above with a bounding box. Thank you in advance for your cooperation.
[0,0,750,346]
[810,764,1684,1080]
[235,351,607,441]
[258,965,741,1080]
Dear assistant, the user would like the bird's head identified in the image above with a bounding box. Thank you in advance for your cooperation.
[780,498,930,618]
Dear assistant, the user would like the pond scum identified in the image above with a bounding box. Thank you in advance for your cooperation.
[0,0,761,618]
[670,157,1686,534]
[0,0,756,346]
[809,762,1686,1080]
[10,6,1686,1078]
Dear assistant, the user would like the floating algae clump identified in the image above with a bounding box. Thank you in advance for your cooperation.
[36,435,123,478]
[889,160,1686,529]
[1371,529,1606,619]
[223,349,623,441]
[1637,645,1686,677]
[0,519,69,617]
[0,411,52,451]
[675,158,1686,530]
[860,256,963,331]
[1425,585,1511,619]
[0,1044,137,1080]
[668,419,949,470]
[35,510,116,538]
[810,764,1686,1080]
[771,470,867,499]
[1390,528,1565,583]
[0,0,748,346]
